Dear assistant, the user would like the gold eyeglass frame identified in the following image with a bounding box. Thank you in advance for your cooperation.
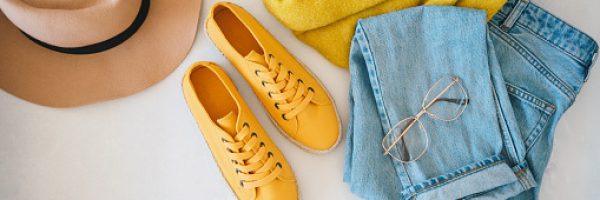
[382,75,469,163]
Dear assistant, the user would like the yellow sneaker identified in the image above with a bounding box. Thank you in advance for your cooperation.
[182,61,298,200]
[205,2,341,153]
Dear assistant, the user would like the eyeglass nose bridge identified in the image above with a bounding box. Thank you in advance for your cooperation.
[414,109,427,119]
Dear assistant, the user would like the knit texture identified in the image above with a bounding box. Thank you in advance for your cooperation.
[263,0,507,68]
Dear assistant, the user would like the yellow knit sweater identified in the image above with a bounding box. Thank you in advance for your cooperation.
[264,0,507,68]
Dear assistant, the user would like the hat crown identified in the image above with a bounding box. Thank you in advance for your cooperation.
[0,0,141,47]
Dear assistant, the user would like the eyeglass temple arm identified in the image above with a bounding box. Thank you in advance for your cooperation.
[434,98,469,105]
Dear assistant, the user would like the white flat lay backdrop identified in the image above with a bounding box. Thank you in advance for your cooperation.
[1,0,598,199]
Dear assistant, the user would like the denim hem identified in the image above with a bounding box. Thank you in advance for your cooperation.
[512,161,536,189]
[400,156,536,199]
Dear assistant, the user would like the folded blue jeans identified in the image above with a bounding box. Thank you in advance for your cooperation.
[344,1,598,199]
[490,0,598,199]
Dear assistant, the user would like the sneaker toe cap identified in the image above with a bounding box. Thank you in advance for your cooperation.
[294,104,341,152]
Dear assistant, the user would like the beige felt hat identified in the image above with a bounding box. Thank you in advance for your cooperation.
[0,0,202,107]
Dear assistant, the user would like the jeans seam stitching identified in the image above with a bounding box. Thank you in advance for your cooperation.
[505,83,556,114]
[494,7,596,66]
[492,87,521,164]
[489,26,576,101]
[525,2,599,48]
[515,165,528,176]
[525,113,551,152]
[524,115,544,147]
[513,23,589,65]
[505,83,555,151]
[515,165,532,188]
[357,23,414,188]
[499,26,576,100]
[358,24,389,130]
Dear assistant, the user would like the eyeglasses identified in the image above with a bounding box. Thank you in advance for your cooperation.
[382,75,469,163]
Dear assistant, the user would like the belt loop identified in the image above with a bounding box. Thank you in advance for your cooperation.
[500,0,529,31]
[585,52,598,82]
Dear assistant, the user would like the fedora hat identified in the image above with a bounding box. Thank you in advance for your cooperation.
[0,0,203,107]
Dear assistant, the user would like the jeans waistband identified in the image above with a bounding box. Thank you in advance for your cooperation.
[490,0,599,67]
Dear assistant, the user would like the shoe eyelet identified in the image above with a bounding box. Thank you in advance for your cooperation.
[251,132,257,138]
[221,138,227,143]
[260,142,265,147]
[243,122,249,128]
[288,71,293,76]
[226,148,234,153]
[278,62,282,67]
[268,91,273,98]
[231,160,238,164]
[282,114,288,121]
[308,87,315,92]
[274,102,280,109]
[268,54,274,59]
[236,168,241,174]
[261,81,267,87]
[297,79,304,84]
[268,152,273,158]
[240,180,245,187]
[254,69,260,76]
[276,162,282,168]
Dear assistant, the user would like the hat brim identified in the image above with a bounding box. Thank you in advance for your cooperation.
[0,0,203,107]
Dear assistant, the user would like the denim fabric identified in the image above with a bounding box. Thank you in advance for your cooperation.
[488,0,599,199]
[344,1,598,199]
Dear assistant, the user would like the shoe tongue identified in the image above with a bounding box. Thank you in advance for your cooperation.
[244,50,267,65]
[216,111,238,137]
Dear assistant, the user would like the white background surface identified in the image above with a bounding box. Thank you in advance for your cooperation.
[1,0,598,199]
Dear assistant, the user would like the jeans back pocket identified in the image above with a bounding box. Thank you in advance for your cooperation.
[506,83,556,151]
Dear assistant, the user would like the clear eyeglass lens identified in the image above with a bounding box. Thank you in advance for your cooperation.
[422,76,468,121]
[382,117,428,162]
